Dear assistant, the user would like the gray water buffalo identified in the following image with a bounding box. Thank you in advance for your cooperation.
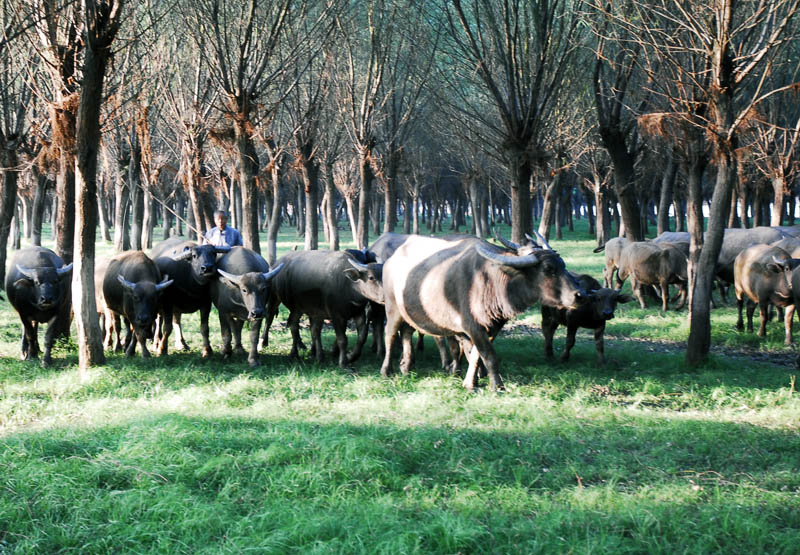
[734,244,800,343]
[381,234,584,391]
[151,239,231,356]
[5,247,73,365]
[616,241,688,311]
[265,250,384,367]
[102,251,173,358]
[541,273,632,364]
[593,237,629,288]
[210,246,283,367]
[716,227,788,302]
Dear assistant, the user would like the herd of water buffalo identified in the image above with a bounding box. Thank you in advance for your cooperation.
[5,224,800,389]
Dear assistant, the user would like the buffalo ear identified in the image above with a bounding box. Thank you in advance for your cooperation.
[13,278,32,289]
[616,293,633,303]
[767,262,783,274]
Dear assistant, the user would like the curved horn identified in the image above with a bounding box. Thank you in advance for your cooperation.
[773,255,790,268]
[15,265,34,280]
[217,269,243,285]
[475,242,539,268]
[532,230,553,251]
[524,233,542,248]
[175,249,193,261]
[56,263,73,276]
[261,262,284,282]
[155,276,174,291]
[493,231,519,251]
[214,245,232,254]
[348,258,368,272]
[117,274,136,291]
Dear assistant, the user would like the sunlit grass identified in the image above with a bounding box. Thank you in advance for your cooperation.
[2,218,800,552]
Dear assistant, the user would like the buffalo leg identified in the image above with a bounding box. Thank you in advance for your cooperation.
[370,302,385,359]
[173,314,190,351]
[632,277,647,309]
[416,333,424,352]
[399,325,415,375]
[112,313,123,352]
[199,305,213,357]
[220,312,233,359]
[471,333,503,392]
[158,307,172,357]
[784,305,795,346]
[347,312,368,364]
[660,281,669,312]
[42,314,61,366]
[123,318,136,356]
[560,325,578,362]
[231,319,246,355]
[288,311,303,359]
[541,312,558,359]
[594,324,607,364]
[333,318,349,368]
[433,336,451,372]
[736,296,745,330]
[745,300,757,333]
[247,319,262,367]
[20,318,38,361]
[380,306,404,377]
[461,344,481,390]
[673,283,688,310]
[309,318,324,363]
[757,300,769,337]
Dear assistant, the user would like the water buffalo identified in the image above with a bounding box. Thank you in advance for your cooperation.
[716,226,788,303]
[151,239,231,356]
[734,244,800,343]
[541,273,632,363]
[616,241,688,311]
[381,234,584,391]
[5,247,73,365]
[102,251,173,358]
[770,236,800,257]
[265,250,384,367]
[210,246,283,367]
[593,237,629,288]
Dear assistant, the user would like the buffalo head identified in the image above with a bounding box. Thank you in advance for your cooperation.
[588,288,633,321]
[15,263,73,310]
[343,258,384,304]
[117,274,173,328]
[176,244,231,282]
[218,263,284,322]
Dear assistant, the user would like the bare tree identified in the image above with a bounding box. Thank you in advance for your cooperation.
[440,0,584,244]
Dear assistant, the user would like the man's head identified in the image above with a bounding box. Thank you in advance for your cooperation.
[214,210,228,231]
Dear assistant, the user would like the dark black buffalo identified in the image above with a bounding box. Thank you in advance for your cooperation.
[265,250,384,367]
[381,234,584,391]
[541,273,631,363]
[733,244,800,343]
[150,239,231,356]
[102,251,173,358]
[210,246,283,367]
[5,247,73,365]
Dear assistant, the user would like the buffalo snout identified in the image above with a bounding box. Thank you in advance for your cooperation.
[248,308,264,321]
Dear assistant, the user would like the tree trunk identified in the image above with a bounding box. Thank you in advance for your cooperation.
[302,154,320,251]
[509,150,533,244]
[73,31,109,370]
[234,118,261,253]
[31,170,48,246]
[0,143,19,285]
[356,150,372,249]
[324,162,339,250]
[129,129,143,251]
[55,151,76,261]
[402,185,411,234]
[97,187,111,242]
[383,151,398,233]
[537,175,560,241]
[265,152,282,266]
[771,175,786,226]
[658,153,677,235]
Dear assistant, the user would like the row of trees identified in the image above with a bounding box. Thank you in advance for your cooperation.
[1,0,799,369]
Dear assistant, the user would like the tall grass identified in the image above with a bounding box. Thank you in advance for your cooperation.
[1,219,799,553]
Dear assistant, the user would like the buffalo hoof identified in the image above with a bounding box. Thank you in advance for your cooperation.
[181,340,191,351]
[248,357,259,368]
[234,346,246,356]
[222,350,232,360]
[201,346,213,358]
[141,349,151,359]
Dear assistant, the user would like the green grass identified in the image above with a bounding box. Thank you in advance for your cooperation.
[1,218,800,553]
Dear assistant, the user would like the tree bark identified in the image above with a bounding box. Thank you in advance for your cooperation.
[658,153,677,235]
[234,118,261,254]
[301,152,320,251]
[0,142,20,285]
[324,162,339,250]
[771,175,786,226]
[265,150,282,266]
[356,150,372,249]
[31,169,48,246]
[129,129,143,251]
[510,149,533,244]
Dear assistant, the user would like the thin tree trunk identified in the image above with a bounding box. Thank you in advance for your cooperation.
[324,162,339,250]
[0,143,19,284]
[658,153,677,235]
[510,150,533,244]
[302,155,319,250]
[129,129,143,251]
[266,153,282,265]
[234,119,260,254]
[771,175,786,226]
[356,150,372,249]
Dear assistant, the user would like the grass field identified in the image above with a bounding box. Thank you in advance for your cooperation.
[1,219,799,553]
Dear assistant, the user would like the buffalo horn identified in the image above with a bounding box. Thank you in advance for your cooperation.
[261,262,284,282]
[493,231,519,251]
[117,275,137,291]
[215,246,232,254]
[772,255,791,270]
[175,249,193,261]
[155,275,174,291]
[56,263,73,276]
[532,230,553,251]
[217,269,243,285]
[524,233,542,248]
[475,242,539,268]
[15,265,34,280]
[347,259,368,275]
